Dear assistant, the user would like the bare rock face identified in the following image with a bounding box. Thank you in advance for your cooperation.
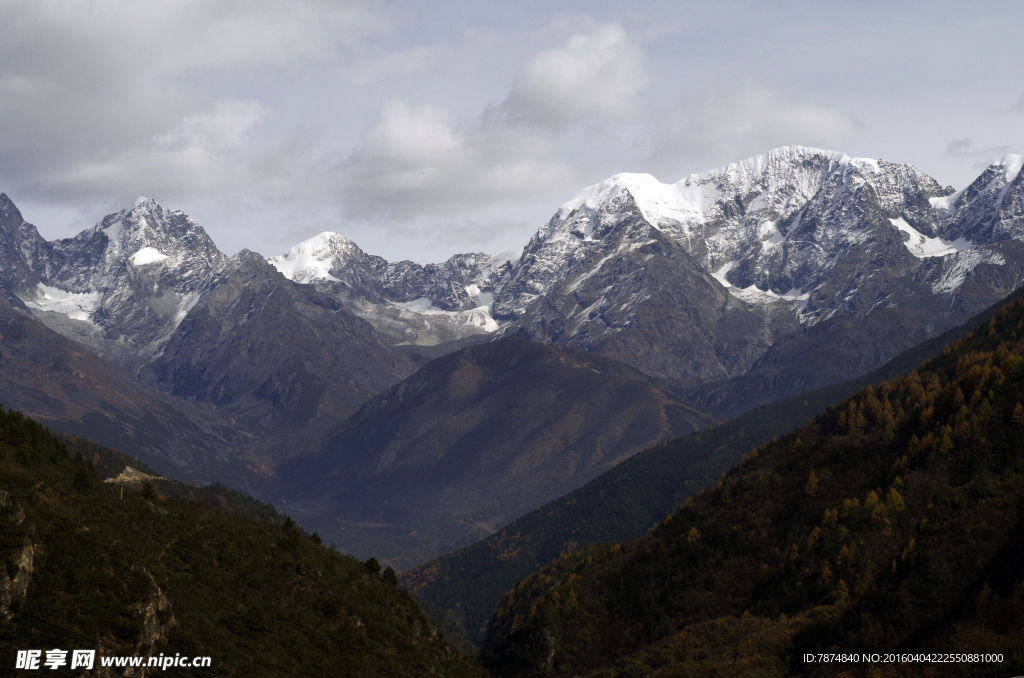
[490,148,1024,415]
[0,194,48,301]
[7,197,227,369]
[0,543,35,614]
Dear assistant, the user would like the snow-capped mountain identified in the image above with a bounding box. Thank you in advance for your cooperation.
[4,196,226,367]
[1,146,1024,561]
[491,146,1024,411]
[3,144,1023,426]
[266,231,516,346]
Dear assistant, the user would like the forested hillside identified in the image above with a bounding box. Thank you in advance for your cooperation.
[0,409,483,677]
[405,288,1014,647]
[481,295,1024,677]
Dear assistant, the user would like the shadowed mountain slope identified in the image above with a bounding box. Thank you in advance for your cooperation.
[282,337,715,566]
[138,251,417,442]
[0,298,255,482]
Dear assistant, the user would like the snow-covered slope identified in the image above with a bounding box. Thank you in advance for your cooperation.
[267,231,515,346]
[496,146,958,322]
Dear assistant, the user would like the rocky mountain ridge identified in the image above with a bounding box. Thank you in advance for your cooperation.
[4,196,226,369]
[257,146,1024,415]
[9,147,1023,408]
[494,147,1024,412]
[1,145,1023,561]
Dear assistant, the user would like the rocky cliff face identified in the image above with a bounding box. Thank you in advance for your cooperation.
[0,194,48,301]
[490,147,1024,414]
[4,196,226,369]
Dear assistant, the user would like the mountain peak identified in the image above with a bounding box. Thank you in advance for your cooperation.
[557,147,859,233]
[267,231,361,284]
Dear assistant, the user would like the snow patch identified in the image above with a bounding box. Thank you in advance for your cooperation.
[711,260,808,309]
[393,297,499,332]
[173,291,201,326]
[394,297,436,313]
[102,219,122,243]
[850,157,880,173]
[268,231,347,283]
[131,247,169,266]
[465,284,494,310]
[732,284,808,306]
[23,283,102,323]
[890,218,972,258]
[994,154,1024,210]
[712,261,736,287]
[929,192,960,212]
[760,222,785,251]
[933,249,1005,294]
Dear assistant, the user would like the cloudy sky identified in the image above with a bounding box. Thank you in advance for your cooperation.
[1,0,1021,263]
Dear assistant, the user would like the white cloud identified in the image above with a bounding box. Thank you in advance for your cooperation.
[158,100,270,152]
[33,99,272,203]
[493,24,648,129]
[343,45,445,84]
[646,83,862,176]
[338,99,575,219]
[364,100,465,164]
[334,24,655,223]
[0,0,386,200]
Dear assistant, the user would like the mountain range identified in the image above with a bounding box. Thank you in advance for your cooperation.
[1,146,1022,563]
